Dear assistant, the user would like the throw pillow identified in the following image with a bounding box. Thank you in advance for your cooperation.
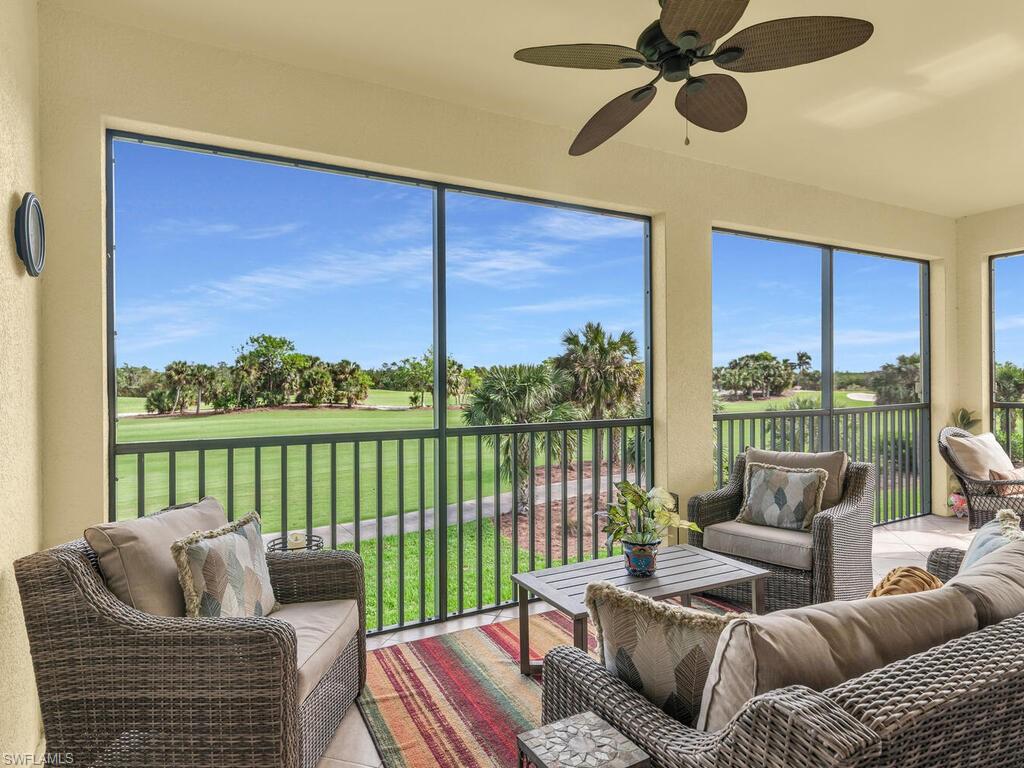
[990,466,1024,497]
[959,509,1024,572]
[945,432,1014,482]
[585,581,749,727]
[869,566,943,597]
[744,447,848,509]
[737,462,828,531]
[172,511,278,618]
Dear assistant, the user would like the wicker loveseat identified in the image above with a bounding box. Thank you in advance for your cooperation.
[15,538,365,768]
[687,455,875,611]
[543,541,1024,768]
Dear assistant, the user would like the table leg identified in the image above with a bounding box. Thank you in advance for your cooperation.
[573,616,588,651]
[518,584,532,675]
[752,577,766,614]
[679,593,692,608]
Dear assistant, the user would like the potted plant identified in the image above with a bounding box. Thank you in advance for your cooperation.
[602,480,701,577]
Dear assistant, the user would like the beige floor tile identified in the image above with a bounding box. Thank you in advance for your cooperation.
[318,708,382,768]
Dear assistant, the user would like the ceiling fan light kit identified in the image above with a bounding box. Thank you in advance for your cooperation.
[514,0,873,155]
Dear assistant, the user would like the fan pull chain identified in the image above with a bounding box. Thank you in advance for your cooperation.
[684,93,691,146]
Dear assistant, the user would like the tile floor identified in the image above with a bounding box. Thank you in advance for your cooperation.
[317,513,973,768]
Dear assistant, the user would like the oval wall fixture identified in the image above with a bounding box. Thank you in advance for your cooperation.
[15,192,45,277]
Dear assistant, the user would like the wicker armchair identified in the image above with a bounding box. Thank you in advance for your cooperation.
[687,456,875,611]
[927,546,967,583]
[542,613,1024,768]
[15,539,365,768]
[939,426,1023,529]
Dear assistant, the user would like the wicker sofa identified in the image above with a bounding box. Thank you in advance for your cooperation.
[543,543,1024,768]
[687,455,875,611]
[15,537,365,768]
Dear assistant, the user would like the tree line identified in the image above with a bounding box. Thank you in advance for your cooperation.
[714,350,922,406]
[119,334,375,414]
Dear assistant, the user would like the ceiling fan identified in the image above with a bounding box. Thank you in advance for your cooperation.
[514,0,873,156]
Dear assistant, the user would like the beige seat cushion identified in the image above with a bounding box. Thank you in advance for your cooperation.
[697,588,978,732]
[704,520,814,571]
[745,448,848,509]
[945,540,1024,627]
[945,431,1014,481]
[84,497,227,616]
[274,599,360,703]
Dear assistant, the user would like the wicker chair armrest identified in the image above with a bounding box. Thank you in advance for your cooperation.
[687,457,745,547]
[542,647,879,767]
[267,549,365,605]
[542,646,717,767]
[812,462,876,603]
[926,547,966,582]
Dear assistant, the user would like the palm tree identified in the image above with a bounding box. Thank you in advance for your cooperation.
[164,360,191,413]
[554,322,641,419]
[465,365,581,512]
[189,363,215,414]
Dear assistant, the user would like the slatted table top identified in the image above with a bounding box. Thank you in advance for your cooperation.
[511,545,769,618]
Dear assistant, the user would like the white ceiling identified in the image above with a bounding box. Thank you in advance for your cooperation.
[54,0,1024,217]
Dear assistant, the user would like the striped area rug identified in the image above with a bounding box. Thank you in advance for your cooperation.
[357,596,739,768]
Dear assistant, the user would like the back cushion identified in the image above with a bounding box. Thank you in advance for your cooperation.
[744,448,848,509]
[945,539,1024,627]
[84,497,228,616]
[945,431,1014,481]
[697,588,978,731]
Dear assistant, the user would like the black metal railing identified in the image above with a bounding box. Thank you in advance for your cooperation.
[714,403,930,524]
[993,402,1024,465]
[114,417,651,634]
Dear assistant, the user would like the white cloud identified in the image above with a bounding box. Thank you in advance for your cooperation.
[446,245,564,288]
[149,218,302,241]
[521,210,642,242]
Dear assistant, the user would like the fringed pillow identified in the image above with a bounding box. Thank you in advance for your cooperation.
[172,511,278,618]
[585,581,749,727]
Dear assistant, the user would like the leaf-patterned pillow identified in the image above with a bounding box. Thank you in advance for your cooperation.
[171,511,278,618]
[738,462,828,531]
[585,581,749,727]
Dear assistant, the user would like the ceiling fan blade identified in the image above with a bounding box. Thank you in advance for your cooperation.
[675,74,747,132]
[514,44,646,70]
[569,85,658,156]
[715,17,873,73]
[660,0,749,49]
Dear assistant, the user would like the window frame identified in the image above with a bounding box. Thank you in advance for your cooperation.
[103,129,654,521]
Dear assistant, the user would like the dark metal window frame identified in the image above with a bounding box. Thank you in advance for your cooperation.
[988,252,1024,449]
[104,130,654,616]
[712,227,933,519]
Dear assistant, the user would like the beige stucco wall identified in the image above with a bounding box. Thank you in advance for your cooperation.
[955,204,1024,426]
[0,0,44,757]
[35,2,958,549]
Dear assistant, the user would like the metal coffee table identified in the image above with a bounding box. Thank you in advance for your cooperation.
[510,544,768,675]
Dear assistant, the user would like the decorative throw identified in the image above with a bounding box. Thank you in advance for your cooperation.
[737,462,828,531]
[584,581,749,727]
[990,466,1024,497]
[172,511,278,618]
[869,566,943,597]
[959,509,1024,572]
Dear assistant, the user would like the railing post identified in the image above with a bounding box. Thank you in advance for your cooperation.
[433,185,449,621]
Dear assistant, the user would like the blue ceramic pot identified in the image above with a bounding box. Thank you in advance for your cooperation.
[622,539,661,577]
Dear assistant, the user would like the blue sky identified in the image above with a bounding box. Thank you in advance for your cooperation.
[993,254,1024,367]
[112,140,647,369]
[712,231,924,372]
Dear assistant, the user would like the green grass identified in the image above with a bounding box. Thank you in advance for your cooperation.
[717,390,875,413]
[114,404,633,528]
